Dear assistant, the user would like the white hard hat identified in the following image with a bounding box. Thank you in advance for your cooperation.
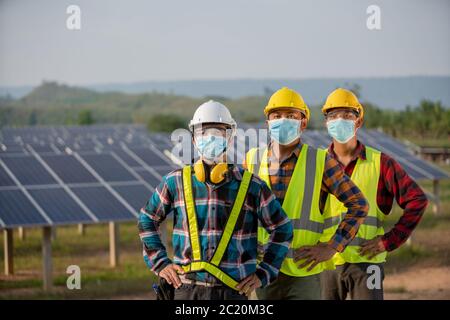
[189,100,237,131]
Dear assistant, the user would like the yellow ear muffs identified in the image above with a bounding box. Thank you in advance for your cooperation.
[193,160,206,182]
[210,162,228,184]
[193,160,228,184]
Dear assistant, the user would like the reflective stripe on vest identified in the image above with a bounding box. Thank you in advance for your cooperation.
[324,146,387,264]
[181,166,252,290]
[247,144,335,277]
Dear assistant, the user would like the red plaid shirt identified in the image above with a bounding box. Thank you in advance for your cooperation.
[325,141,428,251]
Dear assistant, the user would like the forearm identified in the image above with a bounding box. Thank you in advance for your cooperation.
[382,194,428,251]
[258,219,293,286]
[323,157,369,252]
[380,154,429,251]
[138,211,171,273]
[328,207,367,252]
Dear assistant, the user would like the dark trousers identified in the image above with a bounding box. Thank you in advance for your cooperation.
[174,283,248,300]
[256,272,321,300]
[320,262,385,300]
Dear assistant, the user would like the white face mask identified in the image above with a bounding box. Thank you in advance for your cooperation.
[268,118,302,145]
[195,135,228,161]
[326,118,356,143]
[193,127,231,162]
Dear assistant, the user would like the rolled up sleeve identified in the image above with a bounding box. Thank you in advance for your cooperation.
[138,175,174,274]
[322,155,369,252]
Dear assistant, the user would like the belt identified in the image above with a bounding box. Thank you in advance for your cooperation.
[180,276,223,288]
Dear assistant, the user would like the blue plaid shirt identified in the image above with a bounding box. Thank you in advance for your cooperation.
[138,165,293,287]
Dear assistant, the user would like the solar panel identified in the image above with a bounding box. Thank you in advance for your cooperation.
[41,154,98,184]
[0,165,15,186]
[368,131,448,179]
[80,153,137,182]
[0,190,48,227]
[113,184,152,211]
[357,130,449,180]
[28,188,94,224]
[28,144,55,153]
[135,169,164,189]
[111,148,142,167]
[154,166,177,177]
[129,147,168,166]
[70,186,136,221]
[1,155,57,186]
[0,143,26,154]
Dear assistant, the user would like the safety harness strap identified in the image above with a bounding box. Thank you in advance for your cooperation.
[181,166,252,290]
[182,166,202,261]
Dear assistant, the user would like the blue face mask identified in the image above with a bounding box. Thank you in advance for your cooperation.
[268,118,302,145]
[195,135,228,160]
[326,119,356,143]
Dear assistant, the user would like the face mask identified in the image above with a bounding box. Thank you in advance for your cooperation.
[195,135,228,160]
[268,118,302,145]
[326,118,356,143]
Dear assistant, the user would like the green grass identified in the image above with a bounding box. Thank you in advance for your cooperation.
[0,222,157,299]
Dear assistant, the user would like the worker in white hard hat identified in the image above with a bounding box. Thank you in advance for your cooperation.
[138,100,293,300]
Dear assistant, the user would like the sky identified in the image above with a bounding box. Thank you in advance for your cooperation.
[0,0,449,87]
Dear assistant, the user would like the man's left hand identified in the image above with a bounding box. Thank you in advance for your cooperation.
[359,236,386,259]
[236,273,262,296]
[294,243,337,271]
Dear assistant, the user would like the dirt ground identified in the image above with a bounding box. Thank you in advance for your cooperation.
[2,266,449,300]
[111,266,450,300]
[384,266,450,300]
[2,206,450,300]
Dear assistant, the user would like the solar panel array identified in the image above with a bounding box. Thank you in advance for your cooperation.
[0,125,177,229]
[0,124,448,229]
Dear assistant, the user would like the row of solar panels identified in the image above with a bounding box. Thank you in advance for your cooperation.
[0,143,177,228]
[0,124,448,230]
[2,123,449,182]
[0,125,172,154]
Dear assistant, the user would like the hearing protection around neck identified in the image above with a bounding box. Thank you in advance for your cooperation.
[193,160,228,184]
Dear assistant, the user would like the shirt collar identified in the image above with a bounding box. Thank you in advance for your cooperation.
[328,140,367,162]
[267,140,303,162]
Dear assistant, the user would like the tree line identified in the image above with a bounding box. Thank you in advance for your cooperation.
[0,82,448,146]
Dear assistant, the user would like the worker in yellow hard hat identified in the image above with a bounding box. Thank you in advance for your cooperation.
[243,87,369,300]
[320,88,428,300]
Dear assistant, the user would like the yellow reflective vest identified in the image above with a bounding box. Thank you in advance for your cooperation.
[246,144,335,277]
[323,146,387,264]
[180,166,252,290]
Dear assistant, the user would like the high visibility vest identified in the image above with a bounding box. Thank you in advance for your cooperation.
[323,146,387,264]
[180,165,252,290]
[246,144,335,277]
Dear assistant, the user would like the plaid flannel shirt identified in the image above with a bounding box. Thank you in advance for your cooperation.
[138,165,293,287]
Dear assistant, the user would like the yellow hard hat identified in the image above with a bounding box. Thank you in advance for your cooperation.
[322,88,364,119]
[264,87,310,120]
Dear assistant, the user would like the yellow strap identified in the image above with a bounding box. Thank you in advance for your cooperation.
[181,168,252,290]
[182,262,239,289]
[182,166,201,261]
[210,170,252,266]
